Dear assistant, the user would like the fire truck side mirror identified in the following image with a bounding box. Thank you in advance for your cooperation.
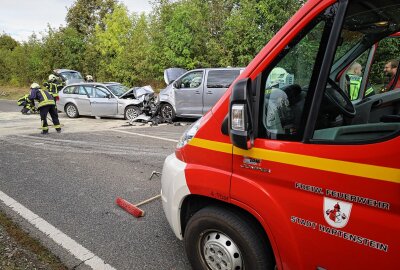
[229,78,254,150]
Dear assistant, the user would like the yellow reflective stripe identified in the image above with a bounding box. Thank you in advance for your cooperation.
[54,125,61,129]
[188,138,400,184]
[365,86,374,96]
[37,90,55,108]
[189,138,232,154]
[39,90,48,102]
[37,100,55,108]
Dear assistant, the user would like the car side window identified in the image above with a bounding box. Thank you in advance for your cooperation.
[85,86,95,97]
[207,70,240,88]
[95,88,109,98]
[259,10,332,140]
[78,86,88,95]
[178,71,203,89]
[63,86,75,94]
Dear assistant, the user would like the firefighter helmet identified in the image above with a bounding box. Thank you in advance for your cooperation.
[48,74,57,81]
[86,75,93,82]
[30,83,40,89]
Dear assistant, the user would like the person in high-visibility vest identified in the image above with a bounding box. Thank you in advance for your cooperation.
[28,83,61,134]
[17,94,37,114]
[43,74,64,102]
[346,62,374,100]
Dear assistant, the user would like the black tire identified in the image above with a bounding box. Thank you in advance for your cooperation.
[184,206,274,270]
[160,103,176,122]
[124,105,141,120]
[65,103,79,118]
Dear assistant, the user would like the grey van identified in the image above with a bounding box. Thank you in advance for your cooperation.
[159,68,243,121]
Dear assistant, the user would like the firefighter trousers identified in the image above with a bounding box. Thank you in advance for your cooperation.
[39,105,61,133]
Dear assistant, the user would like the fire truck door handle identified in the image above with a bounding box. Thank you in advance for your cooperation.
[372,99,382,108]
[195,91,201,94]
[206,91,213,94]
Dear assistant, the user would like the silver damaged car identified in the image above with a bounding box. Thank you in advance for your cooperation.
[58,82,155,120]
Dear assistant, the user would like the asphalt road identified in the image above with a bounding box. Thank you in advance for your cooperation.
[0,100,193,269]
[0,99,20,112]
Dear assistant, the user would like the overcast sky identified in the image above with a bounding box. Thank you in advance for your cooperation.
[0,0,153,42]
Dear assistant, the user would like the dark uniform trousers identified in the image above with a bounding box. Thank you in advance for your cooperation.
[40,105,61,132]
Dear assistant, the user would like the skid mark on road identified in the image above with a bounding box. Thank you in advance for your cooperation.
[112,129,179,143]
[0,190,116,270]
[1,134,172,156]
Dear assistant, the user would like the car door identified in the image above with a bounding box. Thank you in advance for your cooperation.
[174,70,204,116]
[74,85,91,115]
[231,1,399,269]
[89,86,118,116]
[203,69,241,114]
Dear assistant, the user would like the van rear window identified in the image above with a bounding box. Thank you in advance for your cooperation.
[207,70,240,88]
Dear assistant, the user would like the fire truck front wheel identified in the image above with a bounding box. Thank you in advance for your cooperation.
[184,206,274,270]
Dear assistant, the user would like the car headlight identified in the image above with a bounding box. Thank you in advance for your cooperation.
[176,118,202,149]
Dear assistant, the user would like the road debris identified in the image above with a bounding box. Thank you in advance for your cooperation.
[116,194,161,218]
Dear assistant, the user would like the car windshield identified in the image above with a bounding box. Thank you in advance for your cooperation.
[107,84,130,97]
[60,72,83,80]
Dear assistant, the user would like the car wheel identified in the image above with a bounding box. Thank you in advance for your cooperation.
[184,206,274,270]
[65,103,79,118]
[160,103,176,121]
[124,106,141,120]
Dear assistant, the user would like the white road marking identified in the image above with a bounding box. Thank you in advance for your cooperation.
[112,129,179,143]
[0,190,116,270]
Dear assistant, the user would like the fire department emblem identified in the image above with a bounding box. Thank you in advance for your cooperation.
[323,197,352,228]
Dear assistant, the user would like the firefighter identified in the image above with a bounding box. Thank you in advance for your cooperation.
[85,74,94,82]
[43,74,64,102]
[345,62,374,100]
[28,83,61,134]
[17,94,37,114]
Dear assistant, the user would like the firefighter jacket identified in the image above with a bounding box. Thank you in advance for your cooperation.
[44,81,64,97]
[17,94,35,109]
[29,88,55,108]
[347,74,374,100]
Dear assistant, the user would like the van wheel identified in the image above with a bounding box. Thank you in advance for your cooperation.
[160,103,176,121]
[184,206,274,270]
[124,105,141,120]
[65,103,79,118]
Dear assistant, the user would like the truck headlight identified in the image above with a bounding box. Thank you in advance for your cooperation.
[176,118,202,149]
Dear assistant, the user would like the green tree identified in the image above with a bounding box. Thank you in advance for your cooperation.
[94,4,132,82]
[0,34,19,51]
[41,26,86,74]
[222,0,302,66]
[66,0,118,36]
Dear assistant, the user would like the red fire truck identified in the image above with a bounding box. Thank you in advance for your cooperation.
[161,0,400,269]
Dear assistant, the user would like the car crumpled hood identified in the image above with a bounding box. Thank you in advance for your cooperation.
[119,87,138,99]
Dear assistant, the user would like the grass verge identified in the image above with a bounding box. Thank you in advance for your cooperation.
[0,209,67,269]
[0,85,29,100]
